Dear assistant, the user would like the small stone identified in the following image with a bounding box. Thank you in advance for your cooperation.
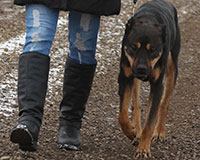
[4,48,8,52]
[1,156,11,160]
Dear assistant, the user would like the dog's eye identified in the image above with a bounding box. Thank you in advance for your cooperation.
[150,48,161,59]
[126,45,137,55]
[130,44,137,51]
[149,47,159,57]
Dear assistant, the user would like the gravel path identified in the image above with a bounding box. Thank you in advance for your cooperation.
[0,0,200,159]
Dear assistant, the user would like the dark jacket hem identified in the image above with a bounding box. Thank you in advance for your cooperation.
[14,0,121,16]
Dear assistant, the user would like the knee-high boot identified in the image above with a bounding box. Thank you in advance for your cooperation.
[58,58,96,150]
[10,52,50,151]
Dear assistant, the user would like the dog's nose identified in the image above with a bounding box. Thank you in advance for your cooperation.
[136,64,147,74]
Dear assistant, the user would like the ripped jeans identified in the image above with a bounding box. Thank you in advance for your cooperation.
[23,4,100,64]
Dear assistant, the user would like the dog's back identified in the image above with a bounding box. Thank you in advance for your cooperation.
[135,0,177,23]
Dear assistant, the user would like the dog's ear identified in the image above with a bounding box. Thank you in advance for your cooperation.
[154,24,166,43]
[126,18,142,29]
[125,18,142,36]
[125,18,133,35]
[126,17,133,30]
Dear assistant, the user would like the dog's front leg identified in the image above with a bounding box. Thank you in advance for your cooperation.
[118,71,136,140]
[131,78,142,141]
[136,81,164,158]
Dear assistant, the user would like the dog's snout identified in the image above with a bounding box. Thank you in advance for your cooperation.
[134,64,149,81]
[137,64,147,73]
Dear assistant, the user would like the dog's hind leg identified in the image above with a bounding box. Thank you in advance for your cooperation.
[153,53,175,141]
[171,25,181,84]
[153,23,181,142]
[131,78,142,140]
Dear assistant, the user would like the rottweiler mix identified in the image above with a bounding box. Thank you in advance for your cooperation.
[118,0,181,157]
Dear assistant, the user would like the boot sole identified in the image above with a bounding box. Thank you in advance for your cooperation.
[10,127,37,152]
[58,143,81,151]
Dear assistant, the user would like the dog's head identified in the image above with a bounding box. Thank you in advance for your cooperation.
[123,17,166,81]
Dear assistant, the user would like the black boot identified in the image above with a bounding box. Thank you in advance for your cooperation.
[58,58,96,150]
[10,52,50,151]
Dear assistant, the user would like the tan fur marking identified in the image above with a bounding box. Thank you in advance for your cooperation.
[146,43,151,50]
[155,24,163,31]
[124,45,127,50]
[124,47,134,67]
[151,67,161,81]
[137,42,141,49]
[151,52,161,69]
[122,64,133,77]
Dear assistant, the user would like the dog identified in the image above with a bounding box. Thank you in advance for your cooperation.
[118,0,181,158]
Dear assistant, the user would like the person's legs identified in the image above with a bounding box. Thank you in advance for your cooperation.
[10,4,59,152]
[58,11,100,150]
[23,4,59,55]
[68,11,100,64]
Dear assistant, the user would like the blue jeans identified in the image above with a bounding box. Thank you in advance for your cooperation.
[23,4,100,64]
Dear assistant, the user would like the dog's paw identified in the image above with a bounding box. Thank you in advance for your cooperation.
[135,138,151,158]
[152,134,166,142]
[152,130,166,142]
[135,146,151,158]
[123,127,137,140]
[126,132,136,140]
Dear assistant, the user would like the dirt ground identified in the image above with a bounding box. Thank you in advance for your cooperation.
[0,0,199,159]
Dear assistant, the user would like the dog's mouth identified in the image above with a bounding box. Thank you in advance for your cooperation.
[135,73,149,81]
[133,68,150,81]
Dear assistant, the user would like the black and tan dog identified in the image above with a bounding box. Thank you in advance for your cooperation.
[118,0,181,157]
